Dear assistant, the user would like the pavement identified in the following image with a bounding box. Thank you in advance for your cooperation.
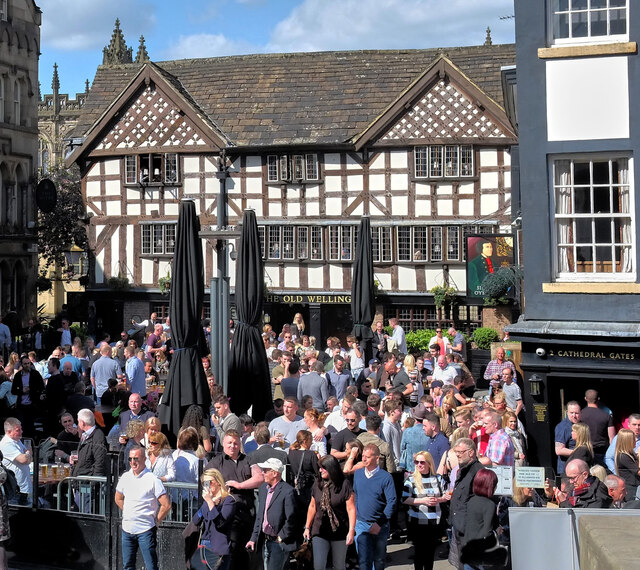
[387,536,452,570]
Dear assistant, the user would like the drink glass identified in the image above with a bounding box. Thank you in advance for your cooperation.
[51,464,59,479]
[70,451,79,465]
[41,464,48,478]
[63,464,71,478]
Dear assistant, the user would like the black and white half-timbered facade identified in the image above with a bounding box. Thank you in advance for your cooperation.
[66,45,516,340]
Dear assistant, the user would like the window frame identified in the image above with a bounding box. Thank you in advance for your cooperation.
[414,145,474,179]
[259,225,324,261]
[126,153,180,186]
[266,153,320,183]
[141,222,177,256]
[548,0,629,46]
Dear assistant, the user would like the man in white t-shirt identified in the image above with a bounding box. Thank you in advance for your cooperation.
[0,417,32,504]
[115,445,170,570]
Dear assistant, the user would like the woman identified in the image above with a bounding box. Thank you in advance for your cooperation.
[567,422,594,466]
[343,439,364,477]
[503,412,527,467]
[614,428,640,499]
[438,427,470,492]
[146,432,176,482]
[143,416,162,447]
[303,409,327,457]
[289,430,320,507]
[296,335,312,359]
[182,404,213,457]
[189,469,236,570]
[173,427,201,487]
[461,468,506,570]
[403,451,448,570]
[437,394,457,438]
[303,455,356,570]
[291,313,306,340]
[121,420,145,473]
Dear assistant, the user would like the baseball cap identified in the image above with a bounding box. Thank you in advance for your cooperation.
[368,358,380,366]
[257,458,284,474]
[412,403,429,421]
[430,380,444,388]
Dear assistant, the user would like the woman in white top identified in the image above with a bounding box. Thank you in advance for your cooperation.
[172,427,201,501]
[146,432,175,482]
[303,409,327,457]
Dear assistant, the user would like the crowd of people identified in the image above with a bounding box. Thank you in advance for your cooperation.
[0,311,637,570]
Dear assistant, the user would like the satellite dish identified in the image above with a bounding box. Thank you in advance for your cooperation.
[36,178,57,213]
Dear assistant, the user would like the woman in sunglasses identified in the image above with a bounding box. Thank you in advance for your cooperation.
[146,432,175,482]
[402,451,449,570]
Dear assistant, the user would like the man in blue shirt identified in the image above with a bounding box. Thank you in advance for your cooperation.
[353,444,396,570]
[326,356,351,400]
[90,343,122,404]
[422,412,451,468]
[124,345,146,396]
[554,401,581,475]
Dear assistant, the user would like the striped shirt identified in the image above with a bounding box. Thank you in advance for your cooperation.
[402,474,443,524]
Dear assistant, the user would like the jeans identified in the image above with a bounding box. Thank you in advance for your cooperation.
[312,536,348,570]
[122,527,158,570]
[355,520,390,570]
[263,537,289,570]
[192,540,232,570]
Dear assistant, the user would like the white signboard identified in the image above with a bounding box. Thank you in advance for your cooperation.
[487,465,513,496]
[515,466,546,489]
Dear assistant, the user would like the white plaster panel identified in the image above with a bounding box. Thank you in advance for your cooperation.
[204,157,216,172]
[95,249,105,283]
[245,156,262,173]
[126,189,139,200]
[246,199,263,216]
[459,199,474,216]
[325,197,343,216]
[415,182,430,196]
[141,258,153,284]
[165,202,179,216]
[158,260,171,282]
[307,266,324,289]
[348,175,363,192]
[103,159,119,176]
[329,265,343,289]
[128,203,141,216]
[376,273,392,291]
[479,148,498,167]
[306,202,319,216]
[371,153,385,170]
[105,200,121,216]
[449,268,467,292]
[306,185,319,199]
[547,56,629,141]
[269,203,282,217]
[184,178,200,194]
[436,184,453,196]
[425,269,444,291]
[288,202,300,217]
[246,177,262,193]
[264,265,280,288]
[503,151,511,167]
[230,158,241,172]
[183,156,199,173]
[268,187,281,199]
[389,151,408,169]
[204,199,214,213]
[86,181,100,198]
[325,175,341,192]
[397,266,417,291]
[393,196,408,216]
[480,172,499,188]
[437,199,453,216]
[87,163,101,177]
[205,179,217,193]
[144,203,156,216]
[229,258,236,288]
[390,173,408,190]
[459,182,475,195]
[504,171,511,189]
[481,194,499,215]
[284,266,300,288]
[324,153,341,169]
[346,155,362,170]
[126,226,134,281]
[415,199,431,217]
[369,200,386,217]
[369,174,385,191]
[351,201,364,216]
[111,227,119,276]
[104,180,120,196]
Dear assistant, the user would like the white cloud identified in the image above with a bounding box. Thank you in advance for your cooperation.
[267,0,515,53]
[40,0,156,52]
[165,33,258,60]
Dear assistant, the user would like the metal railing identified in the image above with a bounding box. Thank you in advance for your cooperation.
[55,475,109,516]
[163,481,200,523]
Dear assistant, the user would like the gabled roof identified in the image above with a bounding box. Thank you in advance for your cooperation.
[69,44,515,151]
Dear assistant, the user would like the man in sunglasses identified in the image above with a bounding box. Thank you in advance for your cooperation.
[115,446,170,570]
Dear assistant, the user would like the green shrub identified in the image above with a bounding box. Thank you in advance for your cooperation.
[405,329,453,354]
[472,327,500,350]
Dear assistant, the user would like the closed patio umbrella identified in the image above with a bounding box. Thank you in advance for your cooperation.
[351,216,375,363]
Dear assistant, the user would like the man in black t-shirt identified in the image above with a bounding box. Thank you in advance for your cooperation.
[330,409,365,463]
[582,389,615,465]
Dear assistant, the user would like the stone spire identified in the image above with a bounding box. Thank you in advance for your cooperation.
[103,18,133,65]
[85,79,90,94]
[135,35,150,63]
[52,63,60,93]
[484,27,493,46]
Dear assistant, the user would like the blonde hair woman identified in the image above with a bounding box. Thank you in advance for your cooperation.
[567,422,594,466]
[292,313,305,340]
[146,432,175,482]
[614,428,640,498]
[187,469,236,570]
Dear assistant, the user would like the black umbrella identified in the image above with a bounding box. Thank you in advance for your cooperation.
[228,210,272,420]
[158,200,210,436]
[351,217,375,363]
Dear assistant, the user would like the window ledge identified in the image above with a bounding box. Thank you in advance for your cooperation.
[542,282,640,294]
[538,42,637,60]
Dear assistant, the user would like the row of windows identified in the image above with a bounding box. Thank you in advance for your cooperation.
[384,305,482,333]
[551,0,627,43]
[125,153,180,185]
[257,224,494,263]
[267,154,319,182]
[415,145,474,179]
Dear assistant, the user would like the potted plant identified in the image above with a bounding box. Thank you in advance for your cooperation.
[158,270,172,296]
[470,327,501,387]
[430,284,458,323]
[107,274,130,291]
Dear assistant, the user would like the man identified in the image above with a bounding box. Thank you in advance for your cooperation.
[326,355,351,400]
[131,312,157,346]
[91,342,122,404]
[468,239,496,295]
[374,352,397,390]
[357,414,396,472]
[324,393,355,434]
[277,330,293,352]
[385,317,407,355]
[431,355,458,386]
[120,393,155,437]
[357,358,381,387]
[480,411,515,467]
[422,412,451,468]
[124,345,146,397]
[268,397,307,450]
[469,408,491,457]
[382,399,402,471]
[57,319,73,348]
[0,315,11,361]
[454,410,473,431]
[246,458,298,570]
[212,394,243,446]
[65,383,96,424]
[280,359,300,399]
[428,328,451,356]
[581,389,615,465]
[353,444,396,570]
[448,326,467,362]
[549,459,611,509]
[73,408,108,477]
[247,423,289,470]
[296,360,329,411]
[555,401,582,475]
[383,355,412,399]
[449,438,482,563]
[429,380,444,407]
[604,475,628,509]
[0,418,32,504]
[330,409,365,462]
[372,321,386,361]
[399,404,431,471]
[208,430,266,570]
[144,323,165,360]
[60,344,84,377]
[11,354,45,437]
[264,398,284,423]
[271,350,292,401]
[44,357,74,432]
[501,368,523,417]
[605,413,640,473]
[53,412,81,461]
[115,445,171,570]
[483,347,516,383]
[425,344,440,373]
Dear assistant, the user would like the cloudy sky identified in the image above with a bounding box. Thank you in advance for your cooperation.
[39,0,515,97]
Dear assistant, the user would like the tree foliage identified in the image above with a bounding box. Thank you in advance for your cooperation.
[37,164,88,278]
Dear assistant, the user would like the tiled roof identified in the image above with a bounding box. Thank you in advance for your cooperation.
[71,44,515,148]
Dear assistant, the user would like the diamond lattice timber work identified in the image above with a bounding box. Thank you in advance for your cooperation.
[381,80,507,141]
[96,84,205,150]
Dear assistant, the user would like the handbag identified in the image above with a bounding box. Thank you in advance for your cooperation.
[292,539,313,570]
[460,530,508,566]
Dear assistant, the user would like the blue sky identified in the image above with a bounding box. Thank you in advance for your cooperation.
[38,0,515,98]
